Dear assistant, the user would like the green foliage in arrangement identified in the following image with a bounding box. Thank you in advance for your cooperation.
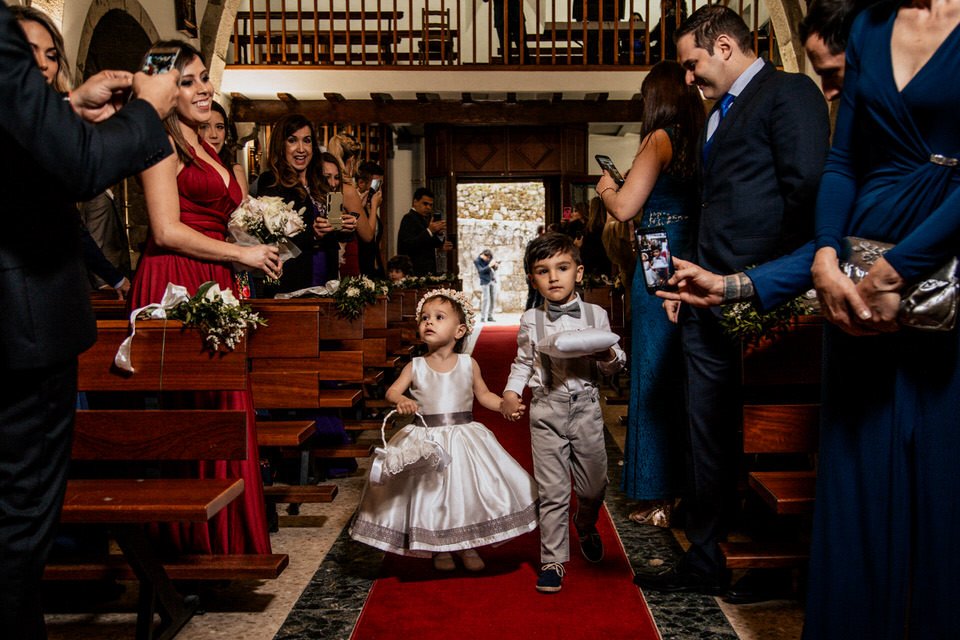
[720,292,819,346]
[165,281,265,351]
[333,275,391,319]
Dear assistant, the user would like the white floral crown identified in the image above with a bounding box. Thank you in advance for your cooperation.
[416,288,476,334]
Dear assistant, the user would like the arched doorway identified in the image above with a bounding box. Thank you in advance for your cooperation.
[80,7,155,267]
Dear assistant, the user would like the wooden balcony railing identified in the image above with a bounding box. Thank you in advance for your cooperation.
[230,0,779,68]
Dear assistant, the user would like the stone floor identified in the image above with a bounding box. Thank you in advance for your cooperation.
[44,320,805,639]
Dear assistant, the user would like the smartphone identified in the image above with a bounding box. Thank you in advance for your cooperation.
[326,191,344,231]
[140,46,180,75]
[636,226,676,293]
[368,177,382,195]
[595,154,625,187]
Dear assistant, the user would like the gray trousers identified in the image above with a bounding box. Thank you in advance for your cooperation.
[480,281,496,319]
[530,387,608,564]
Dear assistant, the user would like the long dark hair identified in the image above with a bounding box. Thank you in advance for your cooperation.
[149,39,205,165]
[266,113,323,201]
[637,60,705,178]
[209,100,239,167]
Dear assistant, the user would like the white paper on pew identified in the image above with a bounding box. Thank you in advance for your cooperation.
[272,280,339,299]
[537,327,620,359]
[113,283,190,372]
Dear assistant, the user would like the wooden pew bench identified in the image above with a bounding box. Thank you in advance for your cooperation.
[583,284,630,402]
[247,300,374,514]
[46,320,288,640]
[720,317,822,572]
[719,403,819,569]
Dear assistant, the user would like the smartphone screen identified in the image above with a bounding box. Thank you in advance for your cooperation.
[326,191,344,230]
[141,47,180,75]
[595,154,625,186]
[636,226,676,293]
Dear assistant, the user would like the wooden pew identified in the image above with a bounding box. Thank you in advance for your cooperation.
[247,300,374,513]
[46,320,288,640]
[719,316,822,571]
[582,284,630,401]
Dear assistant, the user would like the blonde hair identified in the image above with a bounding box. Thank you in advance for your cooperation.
[326,133,362,184]
[11,6,72,92]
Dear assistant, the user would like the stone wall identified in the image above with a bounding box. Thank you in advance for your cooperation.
[457,182,543,317]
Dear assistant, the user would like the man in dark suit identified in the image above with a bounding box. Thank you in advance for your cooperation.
[0,5,178,637]
[633,5,830,597]
[650,0,872,314]
[397,187,446,276]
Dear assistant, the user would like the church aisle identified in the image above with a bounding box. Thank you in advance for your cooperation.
[44,322,803,640]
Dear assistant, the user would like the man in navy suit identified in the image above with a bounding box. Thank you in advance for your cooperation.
[659,0,873,313]
[0,5,178,637]
[633,5,830,597]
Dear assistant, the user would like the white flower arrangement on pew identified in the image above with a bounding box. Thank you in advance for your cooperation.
[115,282,265,371]
[333,275,391,319]
[166,281,265,351]
[228,195,307,285]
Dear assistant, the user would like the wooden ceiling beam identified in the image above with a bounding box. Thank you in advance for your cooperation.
[232,99,643,124]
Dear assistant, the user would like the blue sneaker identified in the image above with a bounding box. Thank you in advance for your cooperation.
[536,562,565,593]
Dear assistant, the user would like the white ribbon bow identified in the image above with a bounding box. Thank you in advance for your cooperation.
[113,283,191,372]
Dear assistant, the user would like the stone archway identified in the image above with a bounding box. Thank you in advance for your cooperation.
[199,0,243,101]
[75,0,159,83]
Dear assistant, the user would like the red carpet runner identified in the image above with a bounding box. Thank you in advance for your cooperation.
[351,325,660,640]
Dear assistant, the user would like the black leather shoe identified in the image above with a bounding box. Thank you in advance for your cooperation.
[579,531,604,563]
[723,569,793,604]
[633,564,725,595]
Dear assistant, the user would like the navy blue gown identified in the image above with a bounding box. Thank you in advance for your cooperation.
[805,4,960,638]
[622,130,699,501]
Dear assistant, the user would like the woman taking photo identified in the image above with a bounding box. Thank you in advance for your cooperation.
[256,114,356,293]
[595,60,704,526]
[325,133,369,277]
[128,40,278,555]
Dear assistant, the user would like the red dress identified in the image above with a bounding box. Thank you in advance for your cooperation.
[129,144,271,554]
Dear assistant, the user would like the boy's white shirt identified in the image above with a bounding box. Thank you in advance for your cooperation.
[504,294,625,397]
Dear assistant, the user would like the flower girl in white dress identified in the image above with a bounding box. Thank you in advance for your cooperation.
[349,289,538,571]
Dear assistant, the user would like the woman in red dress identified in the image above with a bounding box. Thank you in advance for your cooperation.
[129,40,280,554]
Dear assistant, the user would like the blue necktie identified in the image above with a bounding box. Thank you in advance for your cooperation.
[702,93,735,163]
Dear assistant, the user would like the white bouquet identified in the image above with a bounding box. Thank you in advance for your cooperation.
[228,195,307,284]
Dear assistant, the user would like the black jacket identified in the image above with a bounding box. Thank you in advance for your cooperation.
[397,210,442,275]
[0,6,170,370]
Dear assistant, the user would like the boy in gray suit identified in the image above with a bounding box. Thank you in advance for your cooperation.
[502,232,625,593]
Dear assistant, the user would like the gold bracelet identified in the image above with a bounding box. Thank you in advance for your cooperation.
[598,186,615,198]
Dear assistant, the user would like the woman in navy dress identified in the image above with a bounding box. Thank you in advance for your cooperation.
[595,61,703,522]
[807,2,960,637]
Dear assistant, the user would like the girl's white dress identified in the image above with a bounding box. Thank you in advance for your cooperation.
[349,354,538,555]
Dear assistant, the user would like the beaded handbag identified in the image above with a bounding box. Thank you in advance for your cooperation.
[840,236,958,332]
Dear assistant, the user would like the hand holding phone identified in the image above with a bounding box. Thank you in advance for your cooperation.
[636,226,677,293]
[140,46,180,75]
[368,177,382,195]
[326,191,344,231]
[595,154,625,187]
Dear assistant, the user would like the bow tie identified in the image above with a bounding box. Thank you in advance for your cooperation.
[547,302,581,322]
